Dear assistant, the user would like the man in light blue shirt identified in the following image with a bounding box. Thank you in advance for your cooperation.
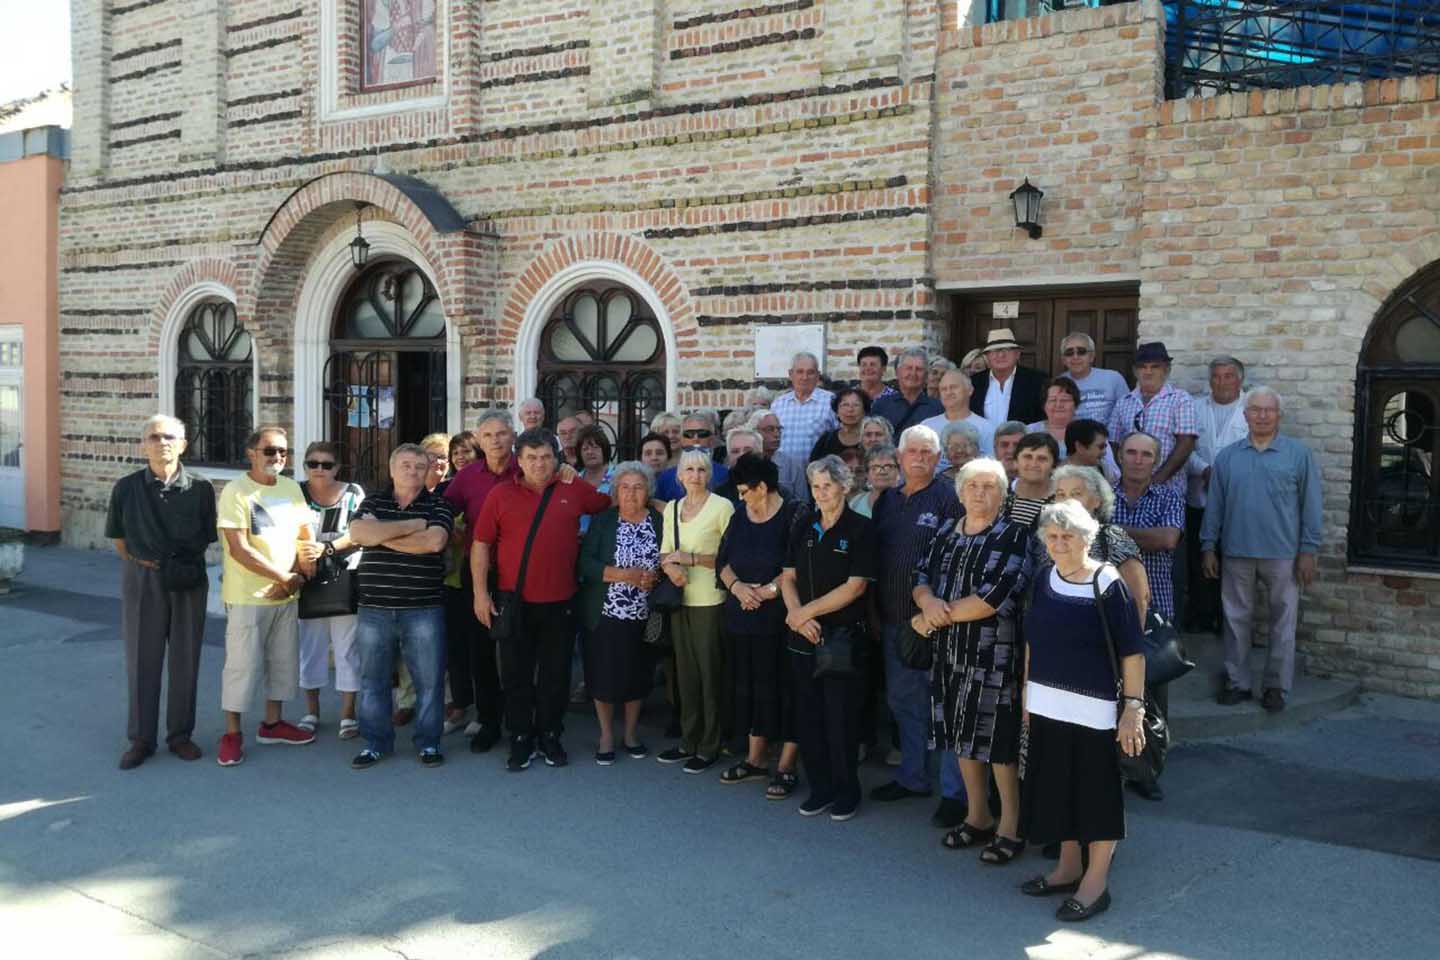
[1200,387,1323,713]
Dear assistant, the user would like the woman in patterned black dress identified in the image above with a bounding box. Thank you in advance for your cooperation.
[912,457,1033,864]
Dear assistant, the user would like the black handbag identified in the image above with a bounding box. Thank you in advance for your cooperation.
[895,621,933,671]
[490,483,556,642]
[1092,566,1169,783]
[1140,607,1195,687]
[647,500,685,614]
[138,478,209,592]
[813,623,860,678]
[298,552,357,619]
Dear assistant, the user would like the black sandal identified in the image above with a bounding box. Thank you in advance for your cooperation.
[720,761,769,784]
[765,770,798,800]
[941,821,997,849]
[979,835,1026,865]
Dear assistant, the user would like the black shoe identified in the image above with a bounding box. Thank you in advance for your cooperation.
[1261,688,1286,713]
[931,796,968,828]
[870,780,933,802]
[350,749,383,770]
[656,746,693,765]
[1021,875,1082,897]
[539,734,568,768]
[418,748,444,768]
[830,796,860,821]
[506,736,535,772]
[1217,685,1253,706]
[624,740,649,759]
[595,750,616,766]
[798,795,834,817]
[1056,889,1111,922]
[468,723,499,754]
[1126,779,1164,802]
[682,755,716,774]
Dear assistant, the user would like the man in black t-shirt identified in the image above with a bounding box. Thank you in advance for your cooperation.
[345,443,454,770]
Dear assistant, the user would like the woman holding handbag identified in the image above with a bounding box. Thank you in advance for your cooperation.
[295,441,365,740]
[779,455,877,821]
[1018,499,1147,922]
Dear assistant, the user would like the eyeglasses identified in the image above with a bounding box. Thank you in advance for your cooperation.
[870,463,899,472]
[260,446,289,457]
[681,429,713,439]
[304,460,337,470]
[1062,348,1090,357]
[146,433,179,442]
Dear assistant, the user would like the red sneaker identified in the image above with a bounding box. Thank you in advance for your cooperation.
[256,720,317,746]
[217,732,245,767]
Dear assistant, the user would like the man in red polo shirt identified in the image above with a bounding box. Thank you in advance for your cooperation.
[472,428,611,772]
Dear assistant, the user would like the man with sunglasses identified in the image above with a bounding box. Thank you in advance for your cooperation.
[653,412,730,501]
[1057,332,1128,424]
[106,414,217,770]
[215,426,318,767]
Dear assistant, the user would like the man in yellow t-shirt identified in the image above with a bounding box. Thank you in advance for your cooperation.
[214,426,317,767]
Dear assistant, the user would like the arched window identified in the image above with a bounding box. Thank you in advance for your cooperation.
[176,300,253,467]
[1352,262,1440,570]
[537,285,665,459]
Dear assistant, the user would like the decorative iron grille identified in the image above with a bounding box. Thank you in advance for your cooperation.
[1166,0,1440,98]
[176,301,253,468]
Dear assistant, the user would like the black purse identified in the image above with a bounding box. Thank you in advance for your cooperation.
[895,621,933,671]
[1140,607,1195,687]
[647,500,685,614]
[298,552,357,619]
[1092,565,1169,783]
[490,483,555,643]
[814,624,860,678]
[138,478,209,592]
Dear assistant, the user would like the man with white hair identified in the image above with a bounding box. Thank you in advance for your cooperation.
[749,408,807,499]
[105,415,217,770]
[873,347,943,435]
[516,398,546,432]
[771,352,836,463]
[1202,387,1322,713]
[1183,357,1249,632]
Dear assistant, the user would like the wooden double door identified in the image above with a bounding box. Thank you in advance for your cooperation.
[953,293,1139,382]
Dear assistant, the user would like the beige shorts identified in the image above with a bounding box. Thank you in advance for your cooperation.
[221,602,300,713]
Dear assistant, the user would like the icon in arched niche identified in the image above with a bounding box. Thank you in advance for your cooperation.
[362,0,438,91]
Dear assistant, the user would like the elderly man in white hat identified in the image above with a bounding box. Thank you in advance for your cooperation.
[968,328,1049,426]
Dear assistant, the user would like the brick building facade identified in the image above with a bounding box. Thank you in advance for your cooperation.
[61,1,1440,697]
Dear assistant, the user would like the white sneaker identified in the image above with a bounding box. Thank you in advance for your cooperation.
[442,707,470,736]
[463,720,482,737]
[885,747,902,767]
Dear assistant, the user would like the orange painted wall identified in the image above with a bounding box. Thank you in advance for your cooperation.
[0,152,62,532]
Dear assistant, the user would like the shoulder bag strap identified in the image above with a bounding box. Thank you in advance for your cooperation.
[513,483,558,598]
[1090,563,1123,696]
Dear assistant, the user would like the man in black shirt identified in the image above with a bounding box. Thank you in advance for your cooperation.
[346,443,454,770]
[105,415,217,770]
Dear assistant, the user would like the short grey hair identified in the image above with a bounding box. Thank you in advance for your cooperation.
[940,420,981,452]
[955,457,1008,496]
[1061,332,1096,353]
[1037,499,1101,549]
[789,351,820,370]
[1246,385,1283,413]
[929,356,957,373]
[862,415,895,444]
[747,408,779,430]
[864,443,899,469]
[1052,463,1115,521]
[1209,356,1247,381]
[475,409,514,431]
[721,407,754,435]
[141,414,186,442]
[650,411,682,432]
[745,385,776,407]
[610,460,654,496]
[685,408,720,430]
[994,420,1028,440]
[389,442,430,467]
[897,423,940,454]
[805,453,853,491]
[895,346,928,369]
[726,426,762,453]
[517,397,544,413]
[676,447,714,480]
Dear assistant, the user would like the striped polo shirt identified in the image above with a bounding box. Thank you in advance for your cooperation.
[354,488,455,609]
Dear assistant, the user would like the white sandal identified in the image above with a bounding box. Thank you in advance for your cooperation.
[338,718,359,740]
[297,714,319,734]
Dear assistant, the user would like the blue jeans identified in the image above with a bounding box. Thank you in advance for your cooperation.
[882,623,964,800]
[356,605,446,754]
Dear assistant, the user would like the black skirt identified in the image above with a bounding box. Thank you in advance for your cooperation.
[1020,713,1126,844]
[584,616,654,704]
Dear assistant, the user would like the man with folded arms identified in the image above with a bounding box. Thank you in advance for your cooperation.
[106,414,216,769]
[472,429,612,772]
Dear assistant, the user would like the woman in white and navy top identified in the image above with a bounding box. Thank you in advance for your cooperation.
[1019,499,1147,924]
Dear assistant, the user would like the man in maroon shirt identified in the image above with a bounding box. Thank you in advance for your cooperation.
[472,428,611,772]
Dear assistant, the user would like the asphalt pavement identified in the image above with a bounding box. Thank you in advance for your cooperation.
[2,545,1439,960]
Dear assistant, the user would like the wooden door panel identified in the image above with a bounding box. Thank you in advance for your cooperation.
[958,299,1052,373]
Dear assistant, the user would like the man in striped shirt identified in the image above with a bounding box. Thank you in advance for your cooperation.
[346,443,455,771]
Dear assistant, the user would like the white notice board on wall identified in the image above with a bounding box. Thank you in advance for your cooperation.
[754,324,826,379]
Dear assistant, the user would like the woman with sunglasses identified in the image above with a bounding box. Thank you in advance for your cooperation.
[297,441,366,740]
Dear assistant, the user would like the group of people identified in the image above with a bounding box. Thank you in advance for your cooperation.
[106,326,1323,924]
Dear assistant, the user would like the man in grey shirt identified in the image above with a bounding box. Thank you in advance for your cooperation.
[1201,387,1323,713]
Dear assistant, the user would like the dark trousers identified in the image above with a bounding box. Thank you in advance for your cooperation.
[790,650,862,806]
[120,561,207,748]
[732,630,793,742]
[443,584,502,727]
[1184,506,1222,631]
[499,599,575,738]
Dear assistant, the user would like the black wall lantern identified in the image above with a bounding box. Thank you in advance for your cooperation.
[1009,179,1044,239]
[349,202,371,270]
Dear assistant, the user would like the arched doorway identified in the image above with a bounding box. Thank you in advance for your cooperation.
[1351,259,1440,570]
[537,283,666,459]
[323,258,447,490]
